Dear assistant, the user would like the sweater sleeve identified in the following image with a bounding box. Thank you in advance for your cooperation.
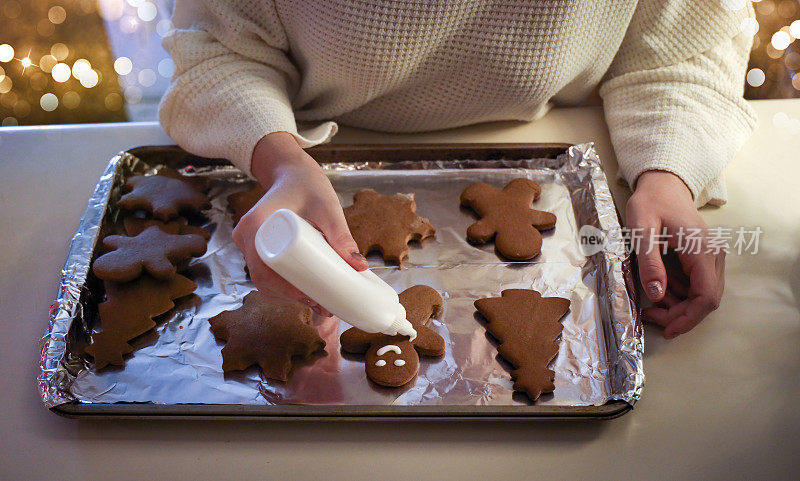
[158,0,337,176]
[599,0,757,207]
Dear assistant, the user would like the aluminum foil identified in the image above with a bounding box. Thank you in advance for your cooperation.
[39,143,643,412]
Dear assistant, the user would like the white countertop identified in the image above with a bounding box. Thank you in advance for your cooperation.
[1,100,798,480]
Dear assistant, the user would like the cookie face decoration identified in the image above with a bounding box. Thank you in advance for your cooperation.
[227,185,267,226]
[92,226,207,282]
[343,189,435,264]
[86,273,197,369]
[118,173,211,221]
[340,285,445,387]
[460,178,557,260]
[208,291,326,381]
[474,289,570,401]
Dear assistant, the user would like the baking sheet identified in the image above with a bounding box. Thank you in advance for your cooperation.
[39,143,643,415]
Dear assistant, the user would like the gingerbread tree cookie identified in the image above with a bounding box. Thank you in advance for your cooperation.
[118,173,211,221]
[343,189,435,264]
[460,178,557,260]
[341,285,445,387]
[86,273,197,369]
[474,289,570,401]
[208,291,326,381]
[92,226,207,282]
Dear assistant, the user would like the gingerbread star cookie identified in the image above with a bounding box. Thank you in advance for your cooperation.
[227,184,267,226]
[343,189,435,264]
[92,225,207,282]
[117,173,211,221]
[474,289,570,401]
[208,291,326,381]
[86,273,197,369]
[460,178,556,260]
[340,285,445,387]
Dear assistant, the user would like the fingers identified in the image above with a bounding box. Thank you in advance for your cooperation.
[308,200,369,272]
[628,213,668,303]
[643,251,724,339]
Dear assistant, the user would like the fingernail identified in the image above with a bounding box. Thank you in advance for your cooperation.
[351,251,367,262]
[647,281,663,300]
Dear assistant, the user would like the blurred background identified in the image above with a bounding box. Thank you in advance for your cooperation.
[0,0,799,128]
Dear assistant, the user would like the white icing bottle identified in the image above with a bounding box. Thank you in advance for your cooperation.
[254,209,417,339]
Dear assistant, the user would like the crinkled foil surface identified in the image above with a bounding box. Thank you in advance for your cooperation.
[39,143,643,413]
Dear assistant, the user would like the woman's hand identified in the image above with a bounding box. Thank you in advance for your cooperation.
[232,132,369,312]
[626,170,725,339]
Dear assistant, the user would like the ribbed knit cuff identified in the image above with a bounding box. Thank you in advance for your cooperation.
[601,82,755,207]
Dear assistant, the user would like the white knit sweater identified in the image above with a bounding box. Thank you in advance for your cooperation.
[159,0,757,207]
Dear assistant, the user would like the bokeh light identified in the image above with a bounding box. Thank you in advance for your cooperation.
[747,67,766,87]
[114,56,133,76]
[790,20,800,38]
[105,92,123,110]
[72,59,92,79]
[20,57,32,68]
[771,30,791,50]
[79,69,100,88]
[40,93,58,111]
[137,2,157,22]
[741,17,760,36]
[51,63,71,82]
[0,76,12,94]
[0,44,14,63]
[157,57,174,78]
[50,43,69,61]
[39,54,57,73]
[47,6,67,25]
[138,68,156,87]
[62,91,81,109]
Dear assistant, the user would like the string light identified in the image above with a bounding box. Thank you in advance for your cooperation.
[48,6,67,24]
[137,2,157,22]
[79,69,99,88]
[62,91,81,109]
[72,59,92,79]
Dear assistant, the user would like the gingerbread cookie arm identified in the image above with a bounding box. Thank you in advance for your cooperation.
[412,326,445,357]
[340,327,379,354]
[465,219,497,244]
[529,210,557,230]
[459,182,495,215]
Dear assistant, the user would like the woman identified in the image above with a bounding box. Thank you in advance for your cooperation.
[159,0,756,339]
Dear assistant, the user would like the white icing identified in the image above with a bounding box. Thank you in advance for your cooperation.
[375,360,387,367]
[393,359,406,367]
[376,344,402,356]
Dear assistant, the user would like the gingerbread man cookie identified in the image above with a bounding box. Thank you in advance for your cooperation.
[343,189,435,264]
[92,226,207,282]
[474,289,570,401]
[208,291,326,381]
[86,273,197,369]
[117,173,211,221]
[460,178,556,260]
[340,285,445,387]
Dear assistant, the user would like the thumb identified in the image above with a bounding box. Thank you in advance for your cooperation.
[634,221,668,303]
[310,206,369,272]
